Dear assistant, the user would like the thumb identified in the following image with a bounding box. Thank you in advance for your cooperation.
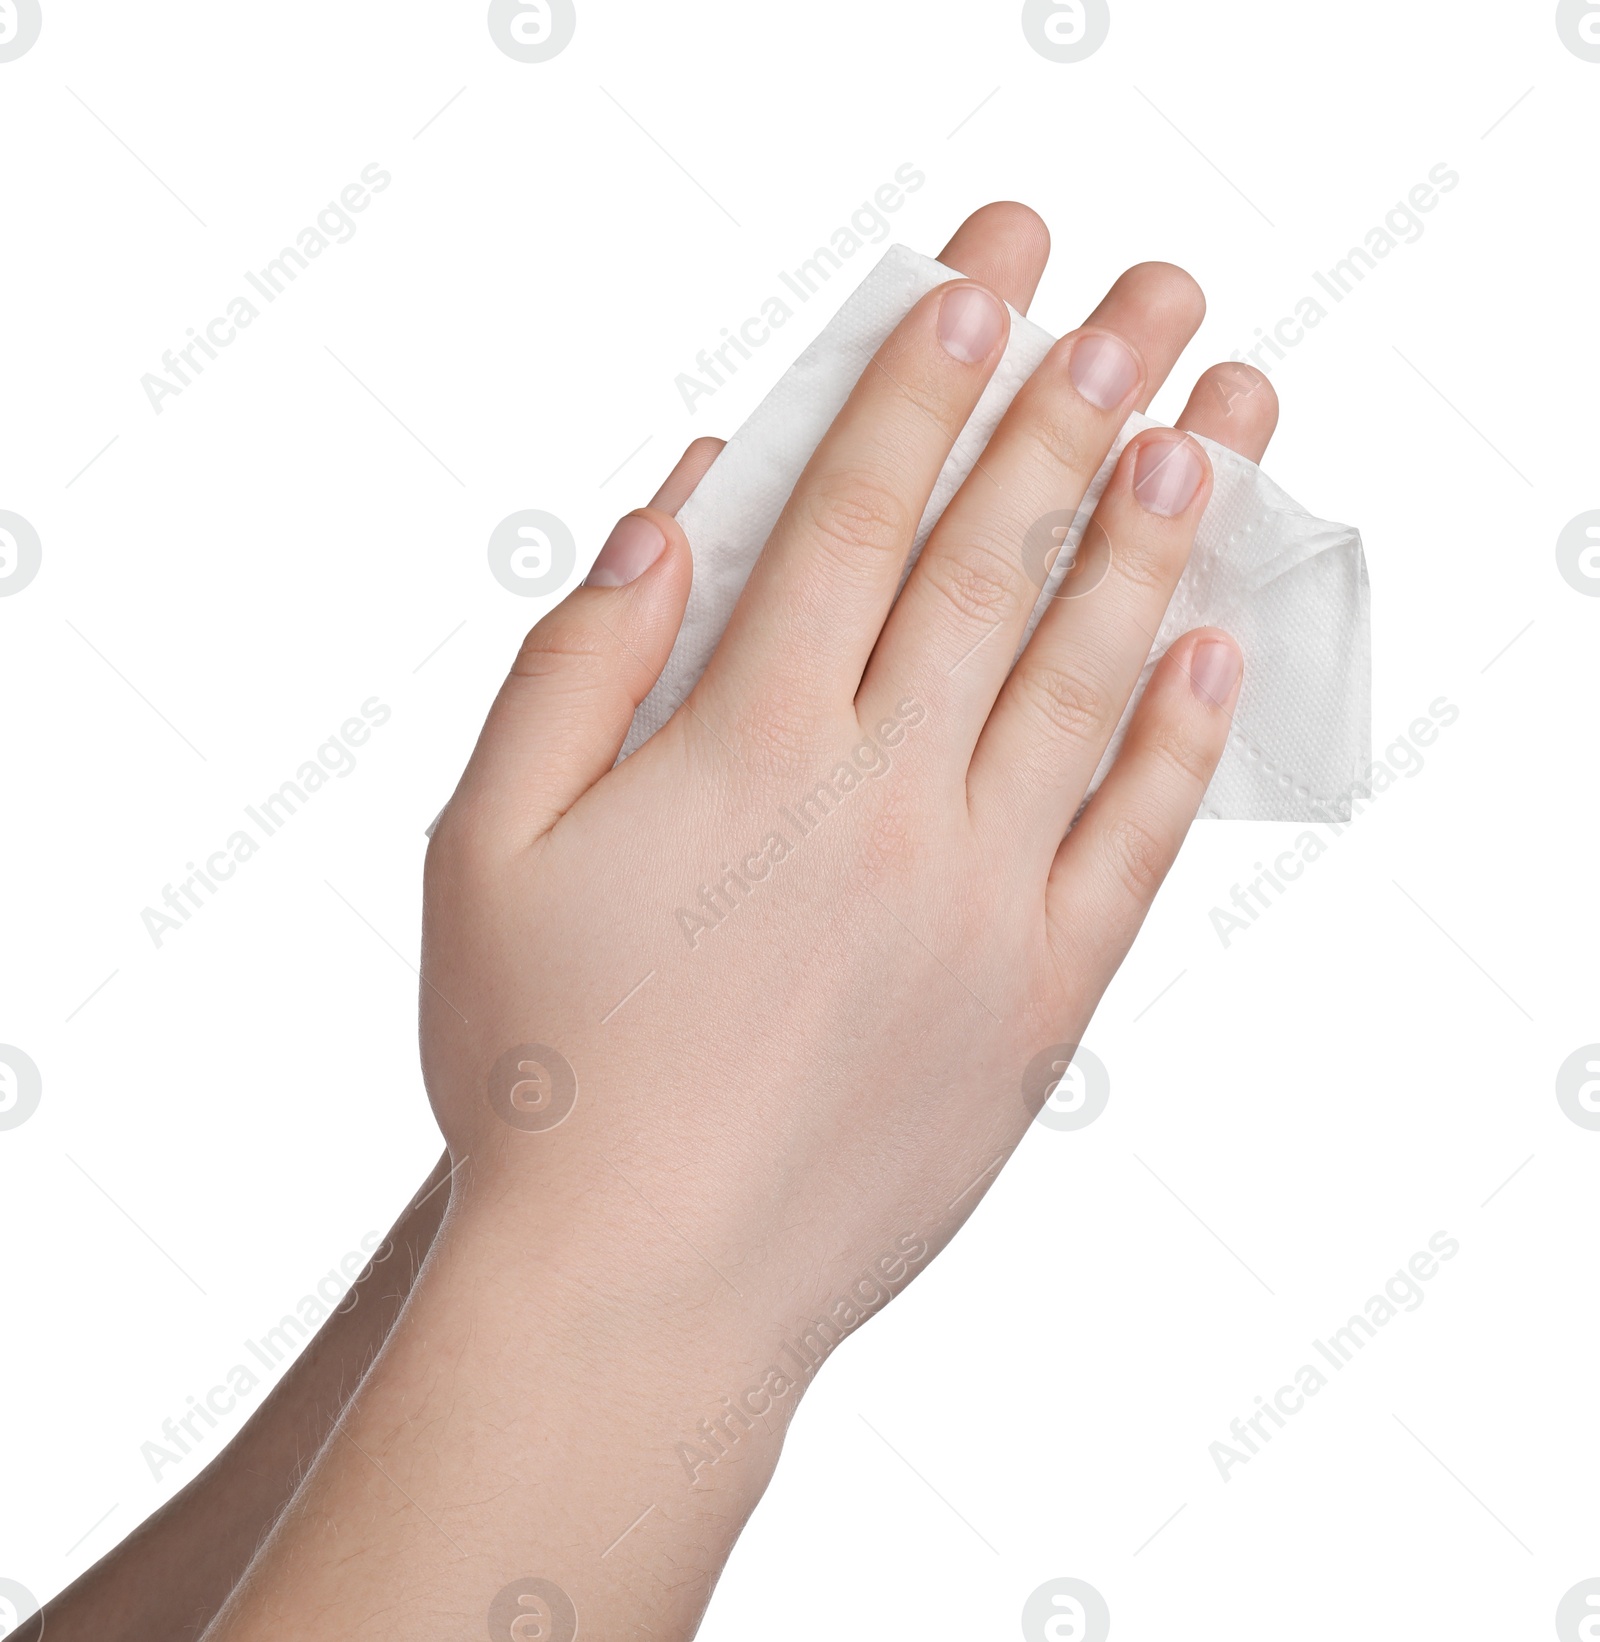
[447,502,693,850]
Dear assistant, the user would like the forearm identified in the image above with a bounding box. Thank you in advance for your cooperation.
[28,1151,455,1642]
[200,1173,792,1642]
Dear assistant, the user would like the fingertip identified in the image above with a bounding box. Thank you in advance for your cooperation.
[584,510,669,588]
[683,435,727,465]
[584,505,693,591]
[937,202,1051,310]
[962,200,1052,270]
[935,278,1010,364]
[1080,262,1207,414]
[1175,627,1243,709]
[1211,362,1278,424]
[1128,428,1212,518]
[1064,327,1147,412]
[1177,364,1279,460]
[650,437,726,513]
[1104,261,1206,332]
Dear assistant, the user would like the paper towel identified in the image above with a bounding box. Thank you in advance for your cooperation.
[623,245,1370,822]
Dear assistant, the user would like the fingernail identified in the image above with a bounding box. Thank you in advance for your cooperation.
[1189,638,1241,706]
[586,513,666,587]
[1133,437,1205,517]
[1069,332,1140,411]
[938,284,1005,364]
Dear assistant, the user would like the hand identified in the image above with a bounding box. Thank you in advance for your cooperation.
[204,203,1282,1642]
[421,206,1275,1448]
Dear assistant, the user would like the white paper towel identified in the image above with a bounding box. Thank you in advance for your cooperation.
[623,245,1370,822]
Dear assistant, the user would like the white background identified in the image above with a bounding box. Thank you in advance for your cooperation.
[1,2,1597,1636]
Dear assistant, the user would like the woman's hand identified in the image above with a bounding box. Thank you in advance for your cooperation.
[420,204,1274,1346]
[204,202,1281,1642]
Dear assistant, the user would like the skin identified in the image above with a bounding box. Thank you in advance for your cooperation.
[16,1154,457,1642]
[23,203,1281,1642]
[20,440,735,1642]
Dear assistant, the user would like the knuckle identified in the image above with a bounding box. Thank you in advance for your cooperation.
[1113,527,1190,598]
[1100,808,1172,904]
[1146,716,1218,790]
[920,540,1029,631]
[509,618,611,683]
[1016,659,1112,751]
[800,470,914,569]
[1024,401,1101,487]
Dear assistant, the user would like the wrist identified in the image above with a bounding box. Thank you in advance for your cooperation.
[436,1179,793,1502]
[441,1167,933,1496]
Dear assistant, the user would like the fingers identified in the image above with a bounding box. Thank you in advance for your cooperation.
[858,262,1206,762]
[966,428,1213,853]
[700,201,1050,729]
[936,201,1051,312]
[444,480,701,850]
[443,436,725,849]
[1083,263,1207,414]
[1045,628,1242,985]
[1174,363,1279,460]
[702,279,1010,722]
